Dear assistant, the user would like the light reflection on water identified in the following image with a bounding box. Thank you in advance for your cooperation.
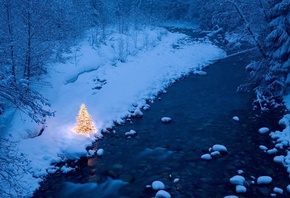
[58,179,128,198]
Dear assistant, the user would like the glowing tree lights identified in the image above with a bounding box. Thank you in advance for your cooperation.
[75,104,96,134]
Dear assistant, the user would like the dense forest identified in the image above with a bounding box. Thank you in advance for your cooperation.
[0,0,289,122]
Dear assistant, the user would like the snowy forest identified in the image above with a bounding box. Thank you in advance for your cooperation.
[0,0,290,197]
[0,0,289,123]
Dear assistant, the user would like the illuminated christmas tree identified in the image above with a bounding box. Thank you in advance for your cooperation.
[75,104,96,134]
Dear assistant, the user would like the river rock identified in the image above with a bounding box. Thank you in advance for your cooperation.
[236,185,247,193]
[125,130,137,137]
[201,154,212,160]
[229,175,245,185]
[96,148,104,156]
[152,181,165,190]
[258,127,270,134]
[161,117,172,123]
[273,187,283,194]
[287,184,290,193]
[155,190,171,198]
[212,144,228,155]
[232,116,239,121]
[257,176,272,184]
[273,155,284,163]
[132,109,143,117]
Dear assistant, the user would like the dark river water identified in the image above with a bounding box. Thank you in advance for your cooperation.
[33,47,289,197]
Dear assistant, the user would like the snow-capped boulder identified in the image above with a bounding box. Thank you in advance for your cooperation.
[201,154,212,160]
[96,148,104,157]
[258,127,270,134]
[143,104,150,111]
[173,178,179,183]
[273,187,283,194]
[273,155,284,164]
[161,117,172,123]
[229,175,245,185]
[232,116,239,121]
[212,144,228,155]
[236,185,247,193]
[257,176,272,185]
[155,190,171,198]
[287,184,290,193]
[259,145,268,151]
[210,151,221,156]
[132,109,143,118]
[237,170,244,174]
[125,130,137,137]
[267,148,278,154]
[152,181,165,190]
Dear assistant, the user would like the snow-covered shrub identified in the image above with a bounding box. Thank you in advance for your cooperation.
[0,136,31,198]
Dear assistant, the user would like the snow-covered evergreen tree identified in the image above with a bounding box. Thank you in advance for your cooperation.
[262,0,290,97]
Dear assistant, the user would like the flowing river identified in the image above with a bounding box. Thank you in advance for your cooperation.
[33,33,289,198]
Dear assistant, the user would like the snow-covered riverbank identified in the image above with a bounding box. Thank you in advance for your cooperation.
[0,26,226,197]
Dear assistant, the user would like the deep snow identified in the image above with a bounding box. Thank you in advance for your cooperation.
[0,26,226,197]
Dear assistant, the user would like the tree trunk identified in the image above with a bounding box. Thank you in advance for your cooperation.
[5,0,16,83]
[24,0,32,84]
[226,0,267,59]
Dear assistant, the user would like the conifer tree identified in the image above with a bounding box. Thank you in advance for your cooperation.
[263,0,290,97]
[75,104,96,134]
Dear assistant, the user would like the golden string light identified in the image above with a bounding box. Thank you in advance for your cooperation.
[75,103,96,134]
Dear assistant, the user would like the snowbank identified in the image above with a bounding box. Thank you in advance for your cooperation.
[1,26,226,197]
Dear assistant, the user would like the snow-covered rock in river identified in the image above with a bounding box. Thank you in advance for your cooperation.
[236,185,247,193]
[257,176,272,185]
[273,187,283,194]
[161,117,172,123]
[232,116,239,121]
[287,184,290,193]
[125,129,137,137]
[87,149,96,157]
[152,181,165,190]
[201,154,212,160]
[96,148,104,157]
[132,109,143,117]
[155,190,171,198]
[237,170,244,174]
[259,145,268,151]
[212,144,228,155]
[258,127,270,134]
[273,155,284,164]
[229,175,245,185]
[267,148,278,154]
[224,195,239,198]
[173,178,179,183]
[275,143,284,149]
[143,104,150,111]
[210,151,221,156]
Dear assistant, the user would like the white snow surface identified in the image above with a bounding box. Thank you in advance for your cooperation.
[0,27,226,197]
